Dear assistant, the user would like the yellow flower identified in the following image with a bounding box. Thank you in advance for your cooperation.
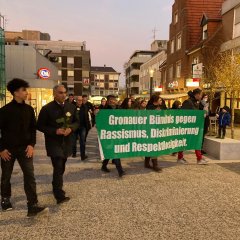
[66,112,71,117]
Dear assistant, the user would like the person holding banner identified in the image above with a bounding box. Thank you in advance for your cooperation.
[145,95,162,172]
[101,95,126,177]
[177,89,208,165]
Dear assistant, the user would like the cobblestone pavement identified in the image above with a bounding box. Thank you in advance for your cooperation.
[1,128,240,240]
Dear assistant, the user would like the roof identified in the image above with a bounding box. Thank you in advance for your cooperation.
[91,66,119,73]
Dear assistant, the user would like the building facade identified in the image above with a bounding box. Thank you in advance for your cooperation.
[19,40,91,96]
[5,29,50,45]
[125,50,155,96]
[139,50,167,96]
[5,45,58,115]
[90,66,120,97]
[220,0,240,109]
[0,15,5,108]
[166,0,224,98]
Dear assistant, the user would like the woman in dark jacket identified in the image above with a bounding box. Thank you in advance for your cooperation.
[120,98,132,109]
[145,95,162,172]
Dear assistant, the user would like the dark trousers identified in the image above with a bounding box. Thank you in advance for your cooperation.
[51,157,67,199]
[219,126,227,137]
[73,127,87,157]
[102,159,123,174]
[1,148,38,205]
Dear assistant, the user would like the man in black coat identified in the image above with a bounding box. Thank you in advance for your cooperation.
[72,96,91,160]
[178,89,208,165]
[101,95,125,178]
[37,85,79,204]
[0,78,48,217]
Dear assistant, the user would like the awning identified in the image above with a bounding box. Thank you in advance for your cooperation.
[160,93,188,100]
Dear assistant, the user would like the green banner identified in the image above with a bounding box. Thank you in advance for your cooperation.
[96,110,204,159]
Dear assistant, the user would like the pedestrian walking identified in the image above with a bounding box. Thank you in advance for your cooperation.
[66,93,76,106]
[200,94,210,154]
[82,95,94,135]
[0,78,48,217]
[72,96,91,160]
[216,106,231,139]
[120,97,132,109]
[99,98,107,109]
[101,95,125,177]
[177,89,208,165]
[37,84,79,204]
[145,95,162,172]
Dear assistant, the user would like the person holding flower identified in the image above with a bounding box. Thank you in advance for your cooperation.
[37,84,79,204]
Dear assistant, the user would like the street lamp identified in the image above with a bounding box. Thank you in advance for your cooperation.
[149,69,154,97]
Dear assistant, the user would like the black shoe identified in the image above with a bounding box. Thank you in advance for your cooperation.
[1,198,13,211]
[81,155,88,161]
[27,204,49,217]
[57,196,70,205]
[101,166,110,173]
[72,154,77,158]
[201,150,207,155]
[119,171,126,178]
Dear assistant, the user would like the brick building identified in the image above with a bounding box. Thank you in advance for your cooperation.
[166,0,224,101]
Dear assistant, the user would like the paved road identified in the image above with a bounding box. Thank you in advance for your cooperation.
[1,128,240,239]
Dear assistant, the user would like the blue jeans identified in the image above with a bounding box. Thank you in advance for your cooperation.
[72,127,87,157]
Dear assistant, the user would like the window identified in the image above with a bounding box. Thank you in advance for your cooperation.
[82,71,89,77]
[171,40,175,53]
[68,70,74,77]
[58,70,62,76]
[58,57,62,63]
[234,6,240,38]
[109,74,119,80]
[176,61,181,78]
[177,34,181,50]
[203,25,208,40]
[67,57,74,64]
[109,83,115,88]
[169,65,173,80]
[174,11,178,24]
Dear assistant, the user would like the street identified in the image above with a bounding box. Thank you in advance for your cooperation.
[1,128,240,240]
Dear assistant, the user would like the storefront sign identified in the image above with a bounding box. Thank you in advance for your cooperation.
[154,85,163,92]
[96,110,204,159]
[192,63,203,79]
[186,78,200,87]
[168,81,178,88]
[38,68,51,80]
[83,78,90,85]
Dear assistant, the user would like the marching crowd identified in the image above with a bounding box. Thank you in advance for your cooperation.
[0,78,231,217]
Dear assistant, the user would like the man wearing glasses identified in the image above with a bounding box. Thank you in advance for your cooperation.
[37,85,79,204]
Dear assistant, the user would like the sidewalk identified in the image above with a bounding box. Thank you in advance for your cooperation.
[1,128,240,240]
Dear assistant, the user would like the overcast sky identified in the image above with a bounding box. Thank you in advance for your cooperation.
[0,0,173,86]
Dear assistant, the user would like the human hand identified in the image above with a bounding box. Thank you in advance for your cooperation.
[64,128,72,136]
[0,149,11,161]
[25,145,34,158]
[56,128,66,135]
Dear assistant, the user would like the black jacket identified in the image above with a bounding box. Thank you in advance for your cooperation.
[182,97,199,110]
[37,101,79,158]
[0,100,36,152]
[76,104,92,131]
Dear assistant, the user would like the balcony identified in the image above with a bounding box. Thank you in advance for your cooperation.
[130,82,140,88]
[130,69,140,77]
[129,56,152,65]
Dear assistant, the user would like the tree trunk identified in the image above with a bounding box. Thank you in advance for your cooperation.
[230,93,235,139]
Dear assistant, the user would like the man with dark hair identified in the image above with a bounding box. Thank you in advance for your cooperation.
[37,84,79,204]
[82,94,94,137]
[66,93,76,106]
[0,78,48,217]
[177,88,208,165]
[101,95,125,177]
[72,96,91,160]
